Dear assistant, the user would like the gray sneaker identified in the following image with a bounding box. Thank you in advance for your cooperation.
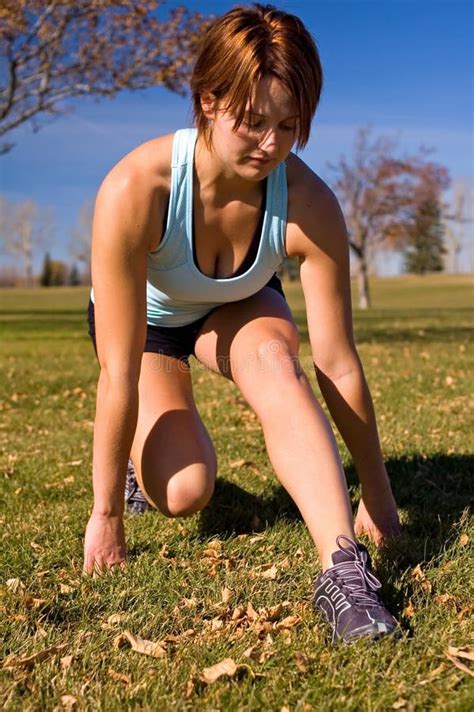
[125,459,154,514]
[312,535,397,643]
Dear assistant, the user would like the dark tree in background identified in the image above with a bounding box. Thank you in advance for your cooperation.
[39,250,68,285]
[0,1,212,153]
[404,198,446,275]
[39,251,52,286]
[68,263,81,286]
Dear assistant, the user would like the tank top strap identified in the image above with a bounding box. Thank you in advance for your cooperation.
[165,128,197,241]
[266,160,288,261]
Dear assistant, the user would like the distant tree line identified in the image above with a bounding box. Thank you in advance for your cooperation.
[0,195,92,287]
[39,252,81,287]
[0,161,471,298]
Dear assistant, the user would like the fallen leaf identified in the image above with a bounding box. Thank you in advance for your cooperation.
[275,615,301,631]
[180,596,197,609]
[116,630,167,658]
[459,533,469,546]
[246,601,259,620]
[184,677,195,698]
[231,606,246,621]
[202,548,220,559]
[201,657,237,683]
[107,613,130,625]
[434,594,458,607]
[206,539,222,551]
[229,458,247,468]
[60,583,75,594]
[293,650,310,672]
[3,643,67,668]
[108,668,131,685]
[221,587,233,604]
[447,645,474,662]
[210,617,224,631]
[445,653,474,677]
[392,700,407,710]
[266,603,283,621]
[61,695,77,710]
[60,655,74,670]
[403,601,415,618]
[260,564,278,580]
[458,605,474,621]
[410,564,432,593]
[6,578,25,594]
[243,643,275,664]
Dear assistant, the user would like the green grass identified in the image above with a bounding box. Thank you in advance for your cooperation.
[1,275,473,711]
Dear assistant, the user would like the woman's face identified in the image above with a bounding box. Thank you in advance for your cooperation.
[203,75,299,181]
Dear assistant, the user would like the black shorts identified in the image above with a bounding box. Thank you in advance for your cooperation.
[87,273,286,365]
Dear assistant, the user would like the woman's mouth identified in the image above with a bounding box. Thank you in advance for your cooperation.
[247,156,271,165]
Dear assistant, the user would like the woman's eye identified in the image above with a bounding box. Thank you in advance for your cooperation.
[245,120,262,129]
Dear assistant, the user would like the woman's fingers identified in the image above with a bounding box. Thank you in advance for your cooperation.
[82,556,127,577]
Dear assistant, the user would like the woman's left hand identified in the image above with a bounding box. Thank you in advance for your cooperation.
[354,489,401,547]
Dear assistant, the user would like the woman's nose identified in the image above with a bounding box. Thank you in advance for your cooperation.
[258,128,278,154]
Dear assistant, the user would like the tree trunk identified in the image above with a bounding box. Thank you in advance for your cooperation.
[357,256,371,309]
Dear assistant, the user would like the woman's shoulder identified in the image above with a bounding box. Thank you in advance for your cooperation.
[286,152,336,208]
[285,152,347,257]
[101,132,175,199]
[93,133,177,251]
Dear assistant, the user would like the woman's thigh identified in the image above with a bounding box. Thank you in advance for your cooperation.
[194,286,301,388]
[131,353,217,516]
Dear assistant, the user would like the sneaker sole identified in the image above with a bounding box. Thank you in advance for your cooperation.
[341,621,399,644]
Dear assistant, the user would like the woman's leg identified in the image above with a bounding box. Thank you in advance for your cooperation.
[130,352,217,517]
[194,287,354,570]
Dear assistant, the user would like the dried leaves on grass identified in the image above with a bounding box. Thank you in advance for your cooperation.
[445,645,474,677]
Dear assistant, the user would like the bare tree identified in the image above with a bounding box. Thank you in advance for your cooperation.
[442,179,474,273]
[70,199,93,283]
[0,1,212,153]
[327,127,450,308]
[0,196,55,285]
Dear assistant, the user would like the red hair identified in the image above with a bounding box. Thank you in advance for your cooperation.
[191,3,323,150]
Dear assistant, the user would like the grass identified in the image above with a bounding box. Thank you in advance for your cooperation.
[1,274,473,711]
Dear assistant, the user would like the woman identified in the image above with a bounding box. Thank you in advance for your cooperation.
[84,3,401,643]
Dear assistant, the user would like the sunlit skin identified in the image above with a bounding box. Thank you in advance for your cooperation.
[83,74,400,575]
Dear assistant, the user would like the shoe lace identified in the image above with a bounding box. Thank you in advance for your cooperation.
[332,535,383,607]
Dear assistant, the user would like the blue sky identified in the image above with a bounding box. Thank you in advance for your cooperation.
[1,0,473,273]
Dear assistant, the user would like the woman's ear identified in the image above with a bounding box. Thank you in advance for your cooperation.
[200,92,217,121]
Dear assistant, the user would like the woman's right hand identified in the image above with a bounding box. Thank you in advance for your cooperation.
[83,511,127,575]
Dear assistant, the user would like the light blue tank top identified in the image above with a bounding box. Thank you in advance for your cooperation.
[91,128,288,327]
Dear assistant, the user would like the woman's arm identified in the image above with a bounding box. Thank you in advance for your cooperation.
[83,160,158,573]
[286,162,400,542]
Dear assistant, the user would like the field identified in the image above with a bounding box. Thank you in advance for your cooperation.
[1,274,473,711]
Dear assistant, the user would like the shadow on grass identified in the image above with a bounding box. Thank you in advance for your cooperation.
[199,453,472,562]
[198,454,472,620]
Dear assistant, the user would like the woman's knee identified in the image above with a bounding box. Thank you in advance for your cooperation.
[235,331,302,388]
[144,462,217,518]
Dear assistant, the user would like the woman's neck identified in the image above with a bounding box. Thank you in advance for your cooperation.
[194,134,262,205]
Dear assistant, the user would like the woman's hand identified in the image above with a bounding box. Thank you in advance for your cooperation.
[83,512,127,576]
[354,487,401,547]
